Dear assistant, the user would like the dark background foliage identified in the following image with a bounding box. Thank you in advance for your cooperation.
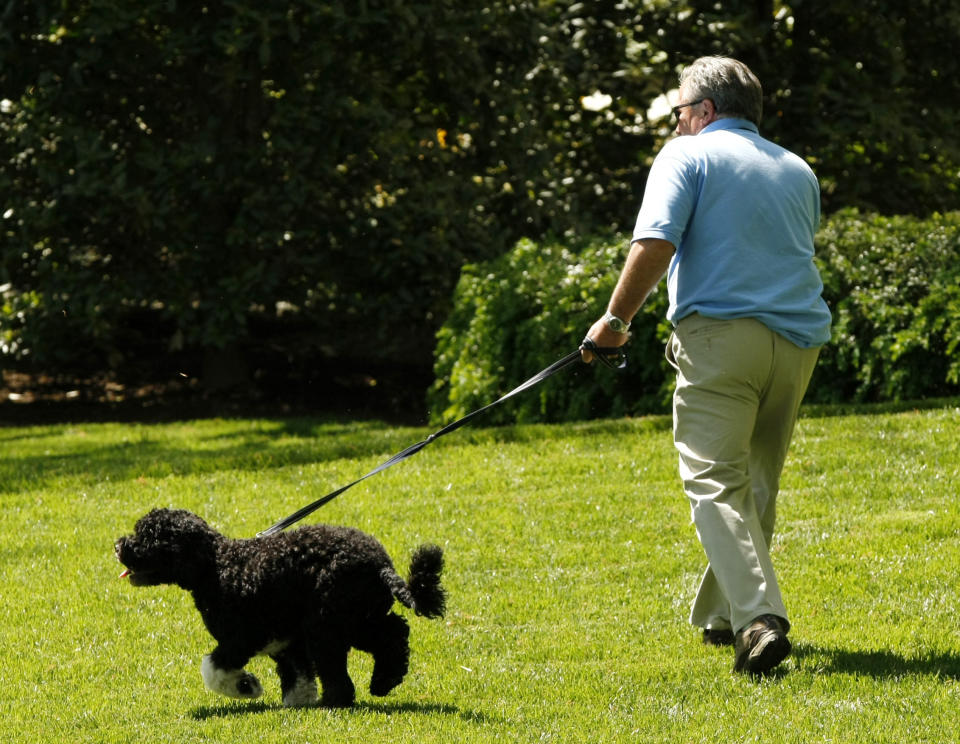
[1,1,958,419]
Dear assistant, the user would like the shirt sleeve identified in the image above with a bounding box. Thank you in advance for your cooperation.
[632,140,699,248]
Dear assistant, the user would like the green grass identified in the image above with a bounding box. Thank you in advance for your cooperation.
[2,403,959,743]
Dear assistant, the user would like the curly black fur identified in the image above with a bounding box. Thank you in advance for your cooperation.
[115,508,446,708]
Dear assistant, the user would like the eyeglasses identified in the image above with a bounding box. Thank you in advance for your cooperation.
[671,98,705,121]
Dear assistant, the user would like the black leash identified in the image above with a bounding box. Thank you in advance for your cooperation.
[258,338,626,537]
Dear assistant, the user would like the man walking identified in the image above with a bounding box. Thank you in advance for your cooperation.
[583,56,831,675]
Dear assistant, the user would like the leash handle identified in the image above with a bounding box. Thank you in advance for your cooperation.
[258,342,625,537]
[580,336,627,370]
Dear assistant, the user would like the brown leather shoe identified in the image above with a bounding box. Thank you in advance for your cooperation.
[702,628,735,647]
[733,615,791,675]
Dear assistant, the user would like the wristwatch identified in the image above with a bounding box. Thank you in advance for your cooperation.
[603,311,631,334]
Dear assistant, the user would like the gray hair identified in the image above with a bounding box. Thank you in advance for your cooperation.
[680,56,763,124]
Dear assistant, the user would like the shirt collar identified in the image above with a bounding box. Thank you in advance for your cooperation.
[699,118,759,135]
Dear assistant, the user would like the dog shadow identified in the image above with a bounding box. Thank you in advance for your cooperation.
[191,699,489,723]
[791,642,960,680]
[191,700,275,719]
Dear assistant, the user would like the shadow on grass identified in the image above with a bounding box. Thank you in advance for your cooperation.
[793,642,960,679]
[191,700,276,719]
[801,395,960,420]
[190,699,490,723]
[357,699,491,722]
[0,407,676,497]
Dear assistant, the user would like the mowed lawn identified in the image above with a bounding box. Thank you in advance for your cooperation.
[1,402,959,743]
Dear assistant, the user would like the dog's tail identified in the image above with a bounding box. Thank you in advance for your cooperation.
[383,544,446,619]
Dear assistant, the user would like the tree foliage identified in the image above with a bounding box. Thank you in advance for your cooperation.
[2,1,547,380]
[1,1,957,402]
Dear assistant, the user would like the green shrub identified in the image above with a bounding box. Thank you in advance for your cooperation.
[428,234,671,425]
[810,209,960,403]
[430,210,960,424]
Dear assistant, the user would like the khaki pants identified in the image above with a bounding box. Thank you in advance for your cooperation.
[666,314,821,634]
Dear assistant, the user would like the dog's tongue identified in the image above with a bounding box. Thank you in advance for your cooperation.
[119,568,132,579]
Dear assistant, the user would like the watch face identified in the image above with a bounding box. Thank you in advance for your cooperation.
[606,314,628,333]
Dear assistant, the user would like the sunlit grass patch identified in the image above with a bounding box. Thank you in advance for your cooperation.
[1,403,958,742]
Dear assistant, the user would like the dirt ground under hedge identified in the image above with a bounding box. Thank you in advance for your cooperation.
[0,368,430,426]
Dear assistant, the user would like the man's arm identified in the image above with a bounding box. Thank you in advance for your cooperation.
[581,237,675,363]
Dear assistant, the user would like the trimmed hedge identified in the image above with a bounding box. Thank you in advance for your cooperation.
[429,209,960,424]
[428,235,670,425]
[812,209,960,402]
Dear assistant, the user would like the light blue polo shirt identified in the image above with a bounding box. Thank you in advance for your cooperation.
[633,118,831,348]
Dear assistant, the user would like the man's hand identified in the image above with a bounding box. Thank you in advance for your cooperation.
[580,316,630,364]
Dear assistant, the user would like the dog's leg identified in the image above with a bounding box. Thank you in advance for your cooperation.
[312,640,355,708]
[356,612,410,697]
[201,648,263,700]
[273,648,319,708]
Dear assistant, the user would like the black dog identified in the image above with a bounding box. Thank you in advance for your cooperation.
[115,508,446,707]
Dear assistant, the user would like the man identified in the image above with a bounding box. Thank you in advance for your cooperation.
[582,56,831,675]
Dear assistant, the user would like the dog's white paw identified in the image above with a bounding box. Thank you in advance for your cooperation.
[201,655,264,699]
[282,676,319,708]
